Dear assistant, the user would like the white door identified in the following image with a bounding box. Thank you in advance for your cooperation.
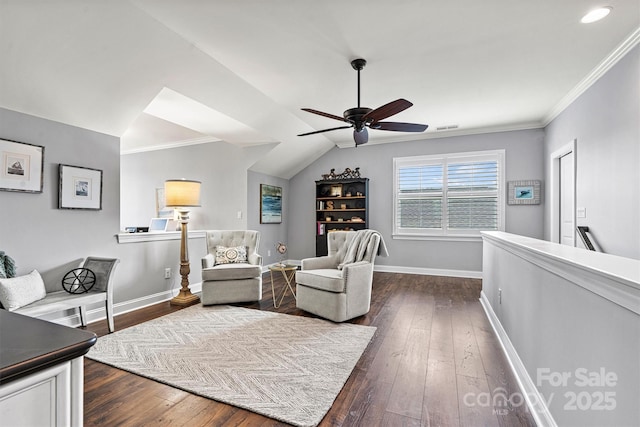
[559,151,575,246]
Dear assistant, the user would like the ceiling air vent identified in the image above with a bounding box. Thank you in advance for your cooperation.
[436,124,459,131]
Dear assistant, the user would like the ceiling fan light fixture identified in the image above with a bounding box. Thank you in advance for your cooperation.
[299,58,428,145]
[580,6,612,24]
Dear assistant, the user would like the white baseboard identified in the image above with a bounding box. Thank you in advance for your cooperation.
[46,282,203,330]
[374,264,481,279]
[284,260,480,279]
[479,291,557,427]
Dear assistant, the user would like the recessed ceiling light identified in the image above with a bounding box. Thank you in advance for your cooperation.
[581,6,612,24]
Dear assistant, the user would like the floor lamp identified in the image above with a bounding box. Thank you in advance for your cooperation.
[165,179,201,306]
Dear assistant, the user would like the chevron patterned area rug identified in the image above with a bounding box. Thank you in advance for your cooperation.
[87,305,376,427]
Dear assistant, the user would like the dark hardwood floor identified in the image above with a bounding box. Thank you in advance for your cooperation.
[82,272,536,426]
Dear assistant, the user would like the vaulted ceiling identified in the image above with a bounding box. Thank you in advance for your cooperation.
[1,1,638,178]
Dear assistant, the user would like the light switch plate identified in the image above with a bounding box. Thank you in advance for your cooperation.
[577,207,586,218]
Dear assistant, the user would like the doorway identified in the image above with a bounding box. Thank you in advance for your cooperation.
[550,140,576,245]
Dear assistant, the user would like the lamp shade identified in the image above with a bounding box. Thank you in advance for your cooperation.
[165,179,201,207]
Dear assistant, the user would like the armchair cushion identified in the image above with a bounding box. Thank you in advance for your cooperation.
[296,269,345,293]
[202,263,262,281]
[300,255,339,271]
[214,245,248,265]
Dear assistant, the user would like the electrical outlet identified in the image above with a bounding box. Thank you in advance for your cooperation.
[498,288,502,304]
[164,268,171,279]
[267,250,271,257]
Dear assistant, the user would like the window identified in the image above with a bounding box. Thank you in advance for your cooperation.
[393,150,505,239]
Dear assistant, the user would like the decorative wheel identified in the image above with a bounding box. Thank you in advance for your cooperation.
[276,242,288,267]
[62,268,96,294]
[276,242,288,255]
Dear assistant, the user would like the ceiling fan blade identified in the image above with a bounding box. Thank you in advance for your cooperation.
[353,127,368,146]
[373,122,429,132]
[363,99,413,123]
[301,108,348,122]
[298,125,352,137]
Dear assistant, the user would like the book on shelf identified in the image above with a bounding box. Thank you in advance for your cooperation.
[317,221,325,235]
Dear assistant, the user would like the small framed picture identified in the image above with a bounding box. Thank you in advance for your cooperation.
[330,184,342,197]
[0,138,44,193]
[59,164,103,210]
[508,180,541,205]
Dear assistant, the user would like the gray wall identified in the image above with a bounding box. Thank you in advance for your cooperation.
[121,142,273,231]
[544,45,639,259]
[288,129,545,273]
[0,108,280,324]
[0,107,121,293]
[247,170,289,266]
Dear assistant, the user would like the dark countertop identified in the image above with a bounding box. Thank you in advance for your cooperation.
[0,310,97,385]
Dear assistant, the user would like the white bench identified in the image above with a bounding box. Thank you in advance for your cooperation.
[14,257,119,333]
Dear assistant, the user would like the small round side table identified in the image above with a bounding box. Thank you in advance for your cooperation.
[268,264,298,308]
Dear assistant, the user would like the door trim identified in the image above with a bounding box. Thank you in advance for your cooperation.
[549,139,576,244]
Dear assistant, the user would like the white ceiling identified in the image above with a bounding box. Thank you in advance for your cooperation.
[1,1,638,178]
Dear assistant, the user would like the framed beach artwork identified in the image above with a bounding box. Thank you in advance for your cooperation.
[59,164,103,210]
[0,138,44,193]
[260,184,282,224]
[155,187,175,218]
[507,180,541,205]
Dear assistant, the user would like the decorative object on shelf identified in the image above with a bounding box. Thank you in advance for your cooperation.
[0,139,44,193]
[577,226,599,251]
[59,164,103,210]
[326,201,334,210]
[507,180,542,205]
[330,184,342,196]
[165,178,202,306]
[326,216,332,221]
[260,184,282,224]
[276,241,288,267]
[351,217,363,222]
[340,203,347,209]
[61,268,96,294]
[321,167,362,180]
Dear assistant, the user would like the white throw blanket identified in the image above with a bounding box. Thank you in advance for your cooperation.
[338,229,388,270]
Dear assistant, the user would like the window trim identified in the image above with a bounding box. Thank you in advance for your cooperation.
[393,149,505,239]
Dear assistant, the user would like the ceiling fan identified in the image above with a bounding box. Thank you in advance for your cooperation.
[298,58,428,146]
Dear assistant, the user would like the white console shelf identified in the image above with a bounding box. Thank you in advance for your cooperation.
[116,230,206,244]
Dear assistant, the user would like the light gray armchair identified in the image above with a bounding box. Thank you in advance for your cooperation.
[201,230,263,305]
[296,230,382,322]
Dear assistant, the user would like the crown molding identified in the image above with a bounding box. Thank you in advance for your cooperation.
[542,27,640,126]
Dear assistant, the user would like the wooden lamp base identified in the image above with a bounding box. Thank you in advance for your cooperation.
[169,209,200,307]
[170,289,200,306]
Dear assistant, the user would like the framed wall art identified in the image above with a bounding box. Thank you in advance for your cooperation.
[155,187,174,218]
[59,164,103,210]
[507,180,541,205]
[260,184,282,224]
[0,138,44,193]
